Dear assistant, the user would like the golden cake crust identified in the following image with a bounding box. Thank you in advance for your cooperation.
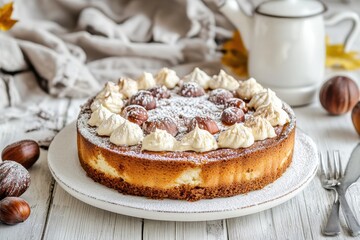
[77,101,296,201]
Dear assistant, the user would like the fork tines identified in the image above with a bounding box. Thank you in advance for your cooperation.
[320,150,343,180]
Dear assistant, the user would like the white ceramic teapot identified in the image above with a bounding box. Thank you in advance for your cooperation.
[216,0,360,106]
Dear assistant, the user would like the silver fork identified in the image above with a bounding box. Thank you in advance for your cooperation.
[320,151,343,236]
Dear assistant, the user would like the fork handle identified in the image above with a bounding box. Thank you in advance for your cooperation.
[339,193,360,236]
[323,200,341,236]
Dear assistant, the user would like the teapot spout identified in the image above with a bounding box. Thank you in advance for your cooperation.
[219,0,253,51]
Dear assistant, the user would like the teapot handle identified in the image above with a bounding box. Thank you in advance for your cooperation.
[325,11,360,52]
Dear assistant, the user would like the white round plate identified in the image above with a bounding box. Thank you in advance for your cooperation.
[48,123,318,222]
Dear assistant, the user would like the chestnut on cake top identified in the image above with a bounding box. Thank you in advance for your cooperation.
[87,68,289,152]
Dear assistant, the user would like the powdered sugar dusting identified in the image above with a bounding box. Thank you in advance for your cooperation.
[179,82,205,97]
[148,94,224,137]
[77,93,296,163]
[0,161,31,198]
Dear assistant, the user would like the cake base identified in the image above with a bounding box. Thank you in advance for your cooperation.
[79,153,292,201]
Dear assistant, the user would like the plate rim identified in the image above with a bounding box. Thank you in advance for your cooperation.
[48,122,318,221]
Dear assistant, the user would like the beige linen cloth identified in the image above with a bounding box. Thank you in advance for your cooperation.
[0,0,238,145]
[0,0,236,102]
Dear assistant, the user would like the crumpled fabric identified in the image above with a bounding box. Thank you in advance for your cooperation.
[0,0,235,103]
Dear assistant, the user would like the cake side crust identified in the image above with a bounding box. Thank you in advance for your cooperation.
[77,125,295,201]
[78,150,293,201]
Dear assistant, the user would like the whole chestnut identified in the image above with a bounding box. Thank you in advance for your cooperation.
[208,89,233,105]
[188,116,220,134]
[0,161,31,200]
[352,101,360,135]
[225,98,248,113]
[129,90,156,110]
[148,86,171,99]
[1,140,40,169]
[319,76,359,115]
[221,107,245,125]
[0,197,31,225]
[143,117,178,136]
[179,82,205,97]
[122,105,148,125]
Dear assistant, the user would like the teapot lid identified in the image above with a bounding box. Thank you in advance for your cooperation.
[255,0,327,18]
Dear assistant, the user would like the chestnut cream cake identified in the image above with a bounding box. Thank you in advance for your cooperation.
[77,68,296,201]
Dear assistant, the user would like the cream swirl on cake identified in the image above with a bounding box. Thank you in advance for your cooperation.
[248,89,283,109]
[182,67,211,89]
[91,82,124,113]
[244,116,276,141]
[97,114,126,136]
[88,105,113,127]
[110,120,144,146]
[218,124,254,149]
[155,68,180,89]
[101,92,124,113]
[236,78,264,100]
[142,129,177,151]
[254,102,290,126]
[137,72,156,90]
[96,82,121,100]
[118,77,138,98]
[176,125,218,152]
[90,99,102,112]
[209,70,240,91]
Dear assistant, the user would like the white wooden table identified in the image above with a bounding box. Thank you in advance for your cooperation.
[1,1,360,240]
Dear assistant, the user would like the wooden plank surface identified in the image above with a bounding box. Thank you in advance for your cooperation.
[43,184,143,240]
[143,220,176,240]
[0,93,70,240]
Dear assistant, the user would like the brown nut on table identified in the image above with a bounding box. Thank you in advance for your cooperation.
[208,89,233,105]
[122,105,148,125]
[129,90,156,110]
[224,98,248,113]
[148,86,171,99]
[0,197,31,225]
[179,82,205,97]
[352,101,360,135]
[1,140,40,169]
[143,117,178,136]
[0,161,31,200]
[319,76,359,115]
[221,107,245,125]
[188,116,220,134]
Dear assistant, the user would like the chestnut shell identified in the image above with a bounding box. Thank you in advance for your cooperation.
[352,101,360,135]
[0,197,31,225]
[188,116,220,134]
[143,117,178,136]
[0,161,31,200]
[221,107,245,125]
[129,90,156,110]
[121,105,149,125]
[319,76,359,115]
[1,140,40,169]
[179,82,205,97]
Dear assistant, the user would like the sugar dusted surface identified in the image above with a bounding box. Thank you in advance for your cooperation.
[77,95,296,163]
[51,126,317,214]
[148,93,224,138]
[0,161,30,196]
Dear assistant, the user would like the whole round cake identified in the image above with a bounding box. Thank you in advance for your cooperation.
[77,68,296,201]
